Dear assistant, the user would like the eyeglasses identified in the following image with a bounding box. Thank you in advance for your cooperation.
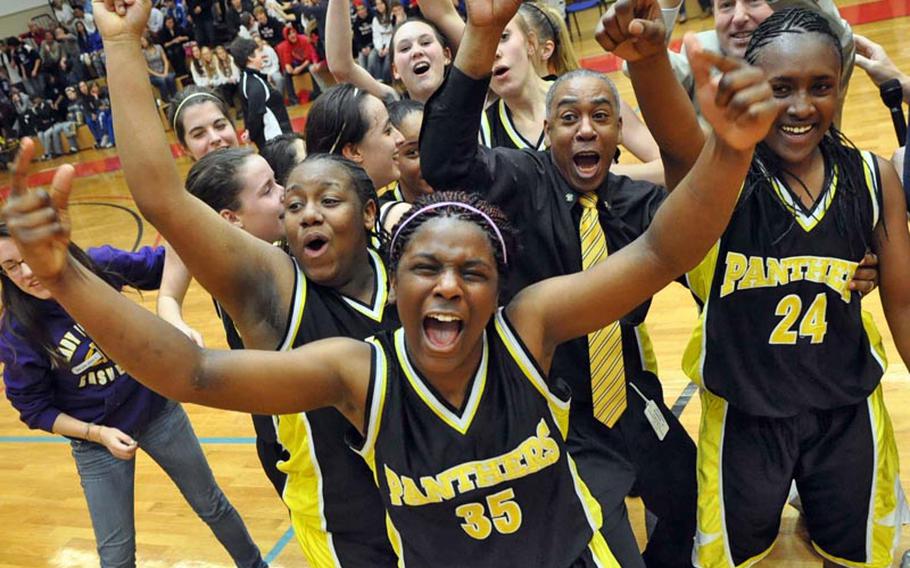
[1,259,27,276]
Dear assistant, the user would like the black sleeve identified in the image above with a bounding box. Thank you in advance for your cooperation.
[420,67,543,216]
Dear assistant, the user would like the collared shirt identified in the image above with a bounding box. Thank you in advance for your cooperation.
[421,67,668,404]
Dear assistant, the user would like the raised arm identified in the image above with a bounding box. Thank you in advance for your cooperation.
[508,38,777,369]
[156,244,206,347]
[325,0,398,100]
[418,0,466,52]
[2,143,371,430]
[94,0,294,346]
[596,0,706,189]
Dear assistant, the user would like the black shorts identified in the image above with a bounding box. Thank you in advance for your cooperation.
[694,386,905,568]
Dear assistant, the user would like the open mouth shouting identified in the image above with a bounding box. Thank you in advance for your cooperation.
[412,61,431,76]
[301,232,330,258]
[572,151,602,178]
[423,312,464,351]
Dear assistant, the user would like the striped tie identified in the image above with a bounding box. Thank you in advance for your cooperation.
[578,193,626,427]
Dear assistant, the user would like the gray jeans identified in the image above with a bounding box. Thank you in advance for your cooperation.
[70,401,267,568]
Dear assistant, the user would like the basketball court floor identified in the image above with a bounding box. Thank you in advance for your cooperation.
[0,1,909,565]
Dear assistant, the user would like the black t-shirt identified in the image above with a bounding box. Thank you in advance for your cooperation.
[352,13,373,52]
[421,68,668,405]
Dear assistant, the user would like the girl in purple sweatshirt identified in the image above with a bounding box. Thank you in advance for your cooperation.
[0,230,267,568]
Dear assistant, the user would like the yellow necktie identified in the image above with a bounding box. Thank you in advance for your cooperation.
[579,194,626,427]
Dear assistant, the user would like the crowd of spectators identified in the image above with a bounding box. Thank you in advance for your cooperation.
[0,0,448,165]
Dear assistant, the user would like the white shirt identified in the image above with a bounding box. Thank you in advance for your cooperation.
[148,7,165,34]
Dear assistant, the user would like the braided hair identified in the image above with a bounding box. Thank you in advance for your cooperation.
[386,191,518,281]
[741,7,875,255]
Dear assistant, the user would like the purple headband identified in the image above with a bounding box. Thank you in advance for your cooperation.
[390,201,509,265]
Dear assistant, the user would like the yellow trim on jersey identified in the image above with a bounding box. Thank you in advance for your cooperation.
[479,110,492,148]
[492,309,570,437]
[812,385,904,568]
[354,338,389,474]
[769,166,839,232]
[377,181,397,198]
[682,241,721,388]
[278,258,307,351]
[340,249,389,322]
[860,150,881,229]
[693,388,737,568]
[497,99,547,151]
[283,413,343,568]
[634,322,659,376]
[394,327,489,435]
[587,525,621,567]
[862,310,888,373]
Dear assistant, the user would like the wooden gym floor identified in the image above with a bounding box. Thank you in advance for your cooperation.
[1,2,909,565]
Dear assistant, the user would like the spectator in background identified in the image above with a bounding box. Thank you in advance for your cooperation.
[261,0,296,22]
[237,12,259,39]
[391,0,408,26]
[55,26,85,84]
[229,36,291,148]
[140,33,178,102]
[158,16,191,78]
[276,24,326,95]
[293,0,329,59]
[148,3,166,35]
[224,0,249,37]
[44,73,67,122]
[88,80,114,146]
[190,44,220,88]
[370,0,392,81]
[214,44,242,110]
[20,22,46,50]
[73,5,97,34]
[0,41,24,93]
[32,95,58,159]
[253,6,286,46]
[74,20,105,78]
[188,0,217,46]
[163,0,190,27]
[351,0,375,74]
[254,34,292,104]
[62,84,87,150]
[10,38,42,97]
[52,0,76,31]
[78,80,113,147]
[39,31,64,81]
[10,91,35,140]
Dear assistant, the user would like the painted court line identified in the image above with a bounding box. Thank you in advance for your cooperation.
[264,526,295,564]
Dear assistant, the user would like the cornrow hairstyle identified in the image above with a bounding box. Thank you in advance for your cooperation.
[741,7,876,254]
[386,191,518,281]
[261,132,306,186]
[0,224,116,369]
[167,86,234,148]
[186,147,257,212]
[517,2,579,76]
[286,153,385,245]
[387,98,423,129]
[304,84,372,155]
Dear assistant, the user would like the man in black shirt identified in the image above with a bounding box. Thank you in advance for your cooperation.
[419,0,779,565]
[188,0,217,46]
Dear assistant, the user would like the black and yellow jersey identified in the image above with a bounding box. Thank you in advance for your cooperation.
[277,248,399,567]
[683,149,888,417]
[479,98,547,151]
[352,309,618,567]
